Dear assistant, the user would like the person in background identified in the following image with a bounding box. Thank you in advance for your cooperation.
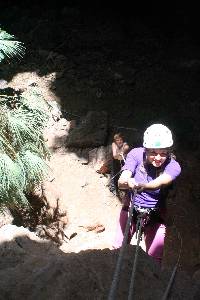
[112,124,181,264]
[109,133,129,195]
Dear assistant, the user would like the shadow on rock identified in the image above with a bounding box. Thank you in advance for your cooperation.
[0,227,199,300]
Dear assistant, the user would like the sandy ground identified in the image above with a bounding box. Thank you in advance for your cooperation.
[47,152,145,254]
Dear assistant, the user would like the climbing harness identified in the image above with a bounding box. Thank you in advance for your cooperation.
[108,201,183,299]
[134,206,161,228]
[108,197,160,300]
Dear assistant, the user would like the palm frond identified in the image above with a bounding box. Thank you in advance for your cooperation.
[17,89,50,131]
[0,29,25,62]
[0,190,29,209]
[21,88,49,110]
[18,150,50,193]
[17,107,49,131]
[6,109,43,148]
[0,91,50,156]
[38,140,51,159]
[0,153,23,196]
[0,134,17,159]
[20,142,50,159]
[0,29,53,209]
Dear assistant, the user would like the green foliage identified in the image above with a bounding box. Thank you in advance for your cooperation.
[0,28,25,62]
[0,28,51,209]
[0,88,51,209]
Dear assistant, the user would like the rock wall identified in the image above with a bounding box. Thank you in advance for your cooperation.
[0,228,198,300]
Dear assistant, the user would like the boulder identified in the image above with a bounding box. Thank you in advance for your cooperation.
[88,145,112,170]
[43,117,73,151]
[0,239,197,300]
[43,110,108,151]
[65,111,108,148]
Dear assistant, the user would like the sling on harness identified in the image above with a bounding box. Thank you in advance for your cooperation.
[133,205,164,230]
[108,200,162,300]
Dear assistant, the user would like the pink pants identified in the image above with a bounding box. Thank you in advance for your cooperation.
[112,208,166,264]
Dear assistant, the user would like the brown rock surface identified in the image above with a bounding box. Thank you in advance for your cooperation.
[0,228,198,300]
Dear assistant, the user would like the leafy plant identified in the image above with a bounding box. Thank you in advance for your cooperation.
[0,28,25,62]
[0,28,50,209]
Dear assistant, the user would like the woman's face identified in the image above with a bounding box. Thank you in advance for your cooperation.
[115,138,123,147]
[146,149,169,168]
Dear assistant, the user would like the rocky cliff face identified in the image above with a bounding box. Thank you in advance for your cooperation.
[0,225,199,300]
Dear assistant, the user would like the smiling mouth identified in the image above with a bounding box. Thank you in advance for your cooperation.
[154,160,162,164]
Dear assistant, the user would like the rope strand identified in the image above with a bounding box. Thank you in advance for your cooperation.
[161,225,183,300]
[108,189,137,300]
[128,214,144,300]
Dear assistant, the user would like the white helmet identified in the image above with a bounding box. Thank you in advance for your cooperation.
[143,124,173,148]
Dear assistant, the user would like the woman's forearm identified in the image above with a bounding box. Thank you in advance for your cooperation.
[144,174,172,190]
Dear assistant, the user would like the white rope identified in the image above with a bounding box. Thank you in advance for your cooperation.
[109,169,122,182]
[161,225,183,300]
[121,153,126,164]
[108,189,137,300]
[128,213,144,300]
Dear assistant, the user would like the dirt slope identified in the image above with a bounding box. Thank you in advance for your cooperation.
[49,151,121,253]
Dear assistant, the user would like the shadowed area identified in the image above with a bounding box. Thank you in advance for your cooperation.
[0,231,199,299]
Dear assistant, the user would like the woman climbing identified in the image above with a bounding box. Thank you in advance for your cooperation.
[112,123,181,264]
[109,133,129,195]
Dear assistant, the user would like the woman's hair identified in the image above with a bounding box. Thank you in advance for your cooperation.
[113,133,124,141]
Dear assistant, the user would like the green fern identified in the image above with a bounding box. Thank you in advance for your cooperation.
[0,29,25,62]
[0,28,52,208]
[17,149,50,193]
[0,154,23,203]
[0,97,51,206]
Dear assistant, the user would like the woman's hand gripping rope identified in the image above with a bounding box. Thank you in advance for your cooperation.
[127,178,146,193]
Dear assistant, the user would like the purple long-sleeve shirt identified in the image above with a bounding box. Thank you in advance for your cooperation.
[122,147,181,208]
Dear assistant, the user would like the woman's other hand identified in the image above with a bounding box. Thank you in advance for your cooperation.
[127,178,137,189]
[135,183,146,193]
